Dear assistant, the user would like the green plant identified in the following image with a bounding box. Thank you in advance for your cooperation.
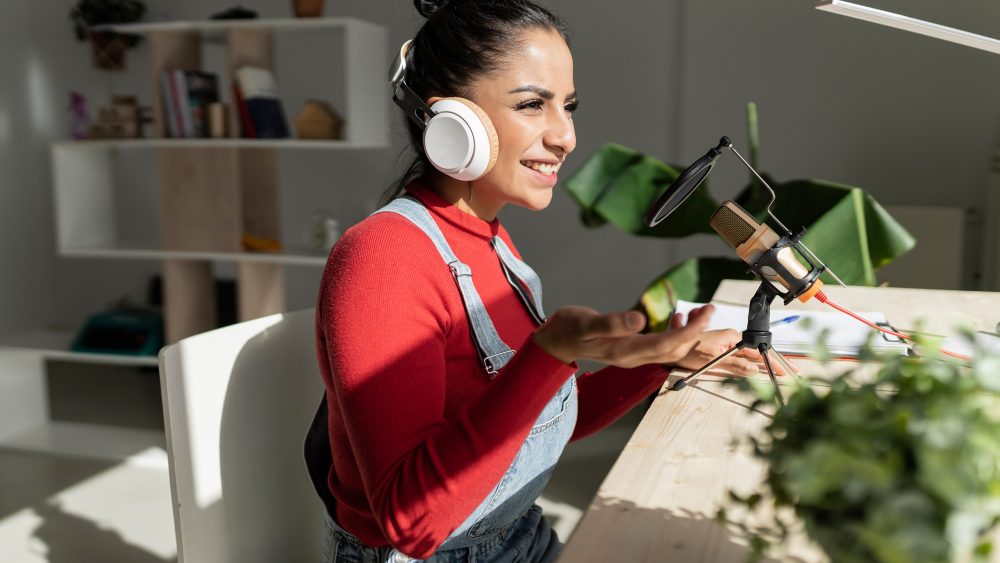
[720,337,1000,562]
[70,0,146,47]
[563,103,915,331]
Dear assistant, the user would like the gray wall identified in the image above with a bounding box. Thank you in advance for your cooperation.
[668,0,1000,278]
[0,2,57,338]
[6,0,1000,337]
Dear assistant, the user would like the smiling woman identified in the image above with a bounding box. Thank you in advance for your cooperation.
[306,1,774,562]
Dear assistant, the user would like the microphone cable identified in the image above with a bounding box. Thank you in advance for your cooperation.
[814,291,971,362]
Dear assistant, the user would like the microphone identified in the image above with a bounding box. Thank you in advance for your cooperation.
[709,201,824,303]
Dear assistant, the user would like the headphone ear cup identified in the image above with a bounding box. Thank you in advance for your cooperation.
[447,97,499,175]
[424,97,498,181]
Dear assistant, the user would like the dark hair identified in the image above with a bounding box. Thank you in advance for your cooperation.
[378,0,570,207]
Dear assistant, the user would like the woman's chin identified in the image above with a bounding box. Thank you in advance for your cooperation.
[521,190,554,211]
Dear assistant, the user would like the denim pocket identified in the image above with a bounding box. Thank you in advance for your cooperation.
[529,378,575,436]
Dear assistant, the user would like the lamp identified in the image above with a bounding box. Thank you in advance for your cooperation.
[815,0,1000,56]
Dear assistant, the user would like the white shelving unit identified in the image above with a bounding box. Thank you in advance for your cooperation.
[0,333,167,467]
[5,16,388,462]
[51,17,387,271]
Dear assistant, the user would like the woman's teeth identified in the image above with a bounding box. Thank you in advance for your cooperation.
[520,161,560,175]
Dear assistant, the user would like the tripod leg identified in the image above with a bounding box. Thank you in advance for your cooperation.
[768,349,801,382]
[670,344,743,391]
[758,344,785,406]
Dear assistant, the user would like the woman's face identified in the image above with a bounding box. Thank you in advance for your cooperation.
[465,28,577,213]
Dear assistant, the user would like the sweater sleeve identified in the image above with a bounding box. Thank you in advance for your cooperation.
[319,220,576,559]
[570,364,671,441]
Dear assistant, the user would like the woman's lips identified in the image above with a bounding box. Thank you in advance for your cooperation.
[521,162,558,187]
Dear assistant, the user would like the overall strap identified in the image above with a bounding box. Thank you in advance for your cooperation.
[491,236,546,325]
[372,196,516,375]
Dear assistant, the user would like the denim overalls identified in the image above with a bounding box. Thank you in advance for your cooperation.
[322,195,578,563]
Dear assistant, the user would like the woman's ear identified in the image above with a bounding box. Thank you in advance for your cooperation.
[426,96,444,107]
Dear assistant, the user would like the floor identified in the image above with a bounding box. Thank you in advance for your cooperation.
[0,362,648,562]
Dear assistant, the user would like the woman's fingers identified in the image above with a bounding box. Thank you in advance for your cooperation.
[717,356,760,377]
[733,347,800,376]
[668,313,683,331]
[581,310,647,339]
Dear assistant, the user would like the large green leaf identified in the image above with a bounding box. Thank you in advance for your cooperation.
[747,178,916,286]
[564,143,718,237]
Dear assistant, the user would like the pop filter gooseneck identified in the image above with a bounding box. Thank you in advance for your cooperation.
[643,137,732,227]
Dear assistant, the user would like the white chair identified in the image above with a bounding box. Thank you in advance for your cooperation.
[158,309,326,562]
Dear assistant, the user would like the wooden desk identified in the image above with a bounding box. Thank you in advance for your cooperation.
[560,280,1000,562]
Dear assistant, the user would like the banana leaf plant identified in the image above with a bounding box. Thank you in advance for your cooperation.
[564,103,916,332]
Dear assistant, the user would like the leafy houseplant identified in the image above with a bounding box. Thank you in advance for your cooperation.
[563,103,916,331]
[720,339,1000,562]
[70,0,146,71]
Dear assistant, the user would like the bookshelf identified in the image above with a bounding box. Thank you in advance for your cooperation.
[53,16,387,342]
[4,16,388,462]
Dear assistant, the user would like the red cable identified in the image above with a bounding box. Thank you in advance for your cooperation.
[814,291,971,362]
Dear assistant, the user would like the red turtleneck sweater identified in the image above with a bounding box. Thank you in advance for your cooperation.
[315,182,669,558]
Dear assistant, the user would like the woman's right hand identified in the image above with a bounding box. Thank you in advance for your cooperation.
[532,304,716,369]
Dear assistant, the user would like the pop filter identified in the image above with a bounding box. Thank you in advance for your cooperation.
[643,137,732,227]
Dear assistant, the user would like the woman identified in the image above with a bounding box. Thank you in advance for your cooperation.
[312,1,775,561]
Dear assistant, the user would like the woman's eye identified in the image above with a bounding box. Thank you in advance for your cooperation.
[565,101,579,114]
[516,99,544,111]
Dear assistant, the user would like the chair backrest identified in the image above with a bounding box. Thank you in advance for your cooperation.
[158,309,325,563]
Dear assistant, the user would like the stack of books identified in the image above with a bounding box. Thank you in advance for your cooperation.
[159,66,290,139]
[232,66,289,139]
[159,70,219,138]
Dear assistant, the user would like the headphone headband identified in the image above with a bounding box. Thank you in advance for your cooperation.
[388,40,435,130]
[388,40,499,181]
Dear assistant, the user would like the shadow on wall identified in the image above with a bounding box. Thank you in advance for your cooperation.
[31,500,173,563]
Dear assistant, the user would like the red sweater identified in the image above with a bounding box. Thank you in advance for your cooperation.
[315,182,669,558]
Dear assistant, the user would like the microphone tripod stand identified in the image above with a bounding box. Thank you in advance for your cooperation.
[670,281,799,406]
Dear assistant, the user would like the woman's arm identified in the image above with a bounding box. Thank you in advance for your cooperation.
[569,364,669,441]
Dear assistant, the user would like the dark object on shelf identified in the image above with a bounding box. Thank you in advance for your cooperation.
[293,0,326,18]
[210,5,259,20]
[71,303,164,357]
[70,0,147,70]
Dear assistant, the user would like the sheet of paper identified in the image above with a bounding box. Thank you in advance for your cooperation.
[674,300,911,357]
[939,332,1000,359]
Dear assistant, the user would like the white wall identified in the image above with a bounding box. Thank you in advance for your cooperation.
[12,0,1000,337]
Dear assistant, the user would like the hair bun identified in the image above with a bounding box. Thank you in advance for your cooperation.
[413,0,449,18]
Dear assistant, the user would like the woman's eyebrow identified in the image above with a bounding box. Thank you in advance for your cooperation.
[508,85,578,101]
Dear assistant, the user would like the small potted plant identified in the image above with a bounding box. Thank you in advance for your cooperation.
[719,336,1000,562]
[70,0,146,71]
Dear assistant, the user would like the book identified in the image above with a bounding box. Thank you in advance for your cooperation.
[159,71,179,138]
[183,71,219,137]
[673,300,912,358]
[232,82,256,138]
[234,66,289,138]
[171,70,195,138]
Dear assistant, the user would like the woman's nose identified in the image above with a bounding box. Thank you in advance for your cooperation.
[544,111,576,156]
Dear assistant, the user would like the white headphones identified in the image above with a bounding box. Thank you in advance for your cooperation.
[388,40,499,181]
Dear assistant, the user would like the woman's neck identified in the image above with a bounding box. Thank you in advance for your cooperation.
[424,172,503,222]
